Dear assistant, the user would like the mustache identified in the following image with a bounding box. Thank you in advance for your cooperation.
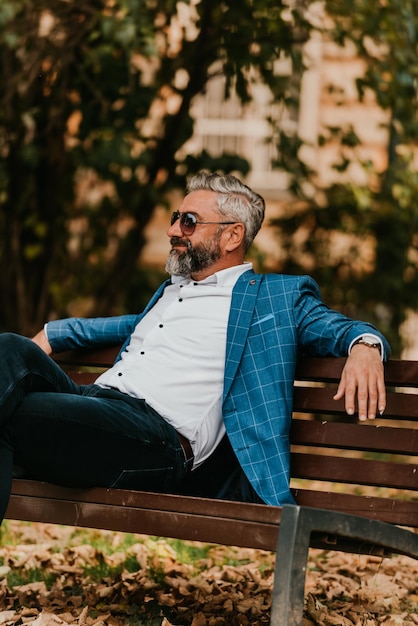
[170,237,192,249]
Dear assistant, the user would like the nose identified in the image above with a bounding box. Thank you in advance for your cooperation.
[167,214,182,237]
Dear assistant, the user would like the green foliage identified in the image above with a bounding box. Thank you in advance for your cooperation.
[5,0,413,354]
[0,0,302,333]
[162,538,210,564]
[7,567,56,590]
[83,552,125,582]
[271,0,418,355]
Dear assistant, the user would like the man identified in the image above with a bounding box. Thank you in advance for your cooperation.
[0,172,389,522]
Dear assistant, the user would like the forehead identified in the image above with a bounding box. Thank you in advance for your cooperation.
[180,190,218,217]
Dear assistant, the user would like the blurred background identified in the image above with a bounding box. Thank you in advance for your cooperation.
[1,0,417,357]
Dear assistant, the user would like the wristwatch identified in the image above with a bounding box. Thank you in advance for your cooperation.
[352,334,381,353]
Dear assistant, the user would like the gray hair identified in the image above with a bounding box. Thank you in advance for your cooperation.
[186,172,265,252]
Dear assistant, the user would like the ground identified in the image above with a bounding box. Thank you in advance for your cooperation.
[0,521,417,625]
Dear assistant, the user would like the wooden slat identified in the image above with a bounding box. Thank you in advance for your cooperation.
[10,480,280,524]
[291,453,418,490]
[65,372,102,385]
[290,419,418,455]
[380,391,418,420]
[53,346,120,368]
[295,356,418,388]
[293,488,418,528]
[295,356,346,382]
[7,481,281,551]
[293,387,343,415]
[382,359,418,387]
[293,386,418,420]
[6,499,279,550]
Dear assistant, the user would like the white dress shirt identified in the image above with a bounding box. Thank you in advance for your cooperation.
[96,263,252,467]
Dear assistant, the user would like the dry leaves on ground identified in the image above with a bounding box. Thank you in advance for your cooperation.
[0,521,417,625]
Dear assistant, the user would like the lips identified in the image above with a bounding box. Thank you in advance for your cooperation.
[170,237,191,249]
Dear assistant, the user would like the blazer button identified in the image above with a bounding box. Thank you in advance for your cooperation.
[250,280,256,285]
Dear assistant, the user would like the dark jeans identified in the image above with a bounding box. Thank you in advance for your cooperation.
[0,333,187,523]
[0,333,264,524]
[181,435,264,504]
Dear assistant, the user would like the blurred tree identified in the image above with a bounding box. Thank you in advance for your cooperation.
[271,0,418,356]
[0,0,309,335]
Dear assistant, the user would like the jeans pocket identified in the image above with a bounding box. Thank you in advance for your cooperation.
[111,466,175,492]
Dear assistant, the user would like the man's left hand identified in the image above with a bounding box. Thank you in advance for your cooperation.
[333,344,386,420]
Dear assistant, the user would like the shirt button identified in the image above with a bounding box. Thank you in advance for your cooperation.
[140,351,145,355]
[159,324,163,328]
[118,372,122,377]
[178,298,183,302]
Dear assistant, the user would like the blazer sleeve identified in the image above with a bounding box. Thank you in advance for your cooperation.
[45,315,140,353]
[294,276,391,359]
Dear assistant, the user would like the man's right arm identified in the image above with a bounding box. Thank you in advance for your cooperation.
[32,315,140,354]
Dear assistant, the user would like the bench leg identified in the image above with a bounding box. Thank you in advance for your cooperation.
[270,505,310,626]
[270,504,418,626]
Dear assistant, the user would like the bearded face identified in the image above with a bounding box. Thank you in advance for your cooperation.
[165,230,223,278]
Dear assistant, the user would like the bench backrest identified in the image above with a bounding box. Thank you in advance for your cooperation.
[54,348,418,529]
[291,357,418,528]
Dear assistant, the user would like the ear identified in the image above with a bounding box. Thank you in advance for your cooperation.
[224,222,245,252]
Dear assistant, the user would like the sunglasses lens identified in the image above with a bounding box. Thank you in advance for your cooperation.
[171,212,180,226]
[170,212,197,235]
[180,213,196,235]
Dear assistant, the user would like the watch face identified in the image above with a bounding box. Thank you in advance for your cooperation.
[357,335,381,352]
[362,334,379,343]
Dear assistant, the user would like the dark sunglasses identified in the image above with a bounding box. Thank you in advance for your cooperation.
[170,211,236,236]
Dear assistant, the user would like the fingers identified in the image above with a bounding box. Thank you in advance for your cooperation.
[333,346,386,421]
[357,378,378,421]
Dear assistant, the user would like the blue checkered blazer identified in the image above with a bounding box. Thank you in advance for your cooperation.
[47,269,390,506]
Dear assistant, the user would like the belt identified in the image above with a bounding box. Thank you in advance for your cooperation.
[178,433,194,468]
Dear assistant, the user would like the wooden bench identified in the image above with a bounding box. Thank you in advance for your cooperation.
[6,347,418,626]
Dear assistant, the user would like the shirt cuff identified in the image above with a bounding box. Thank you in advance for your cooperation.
[349,334,384,361]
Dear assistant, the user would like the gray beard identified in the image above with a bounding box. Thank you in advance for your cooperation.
[165,236,222,278]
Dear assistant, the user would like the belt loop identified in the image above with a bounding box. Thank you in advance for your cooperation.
[178,432,194,472]
[184,456,194,473]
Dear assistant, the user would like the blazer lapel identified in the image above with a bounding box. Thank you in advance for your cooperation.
[223,271,262,398]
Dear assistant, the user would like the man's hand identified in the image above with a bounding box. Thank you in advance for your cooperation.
[31,329,52,355]
[333,344,386,421]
